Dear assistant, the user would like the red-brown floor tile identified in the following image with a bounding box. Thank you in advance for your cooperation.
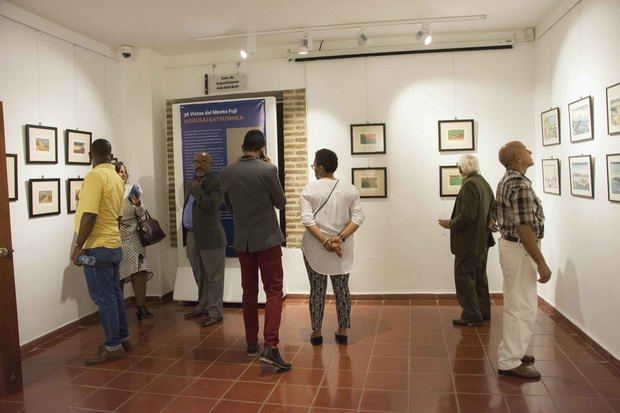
[313,387,362,409]
[369,356,409,373]
[454,374,501,394]
[182,378,234,398]
[526,346,567,361]
[15,403,97,413]
[128,357,175,374]
[161,396,218,413]
[445,333,483,346]
[589,378,620,398]
[409,392,458,413]
[165,333,205,346]
[103,372,157,391]
[410,333,444,345]
[504,395,561,413]
[162,360,210,377]
[375,331,410,344]
[79,388,135,411]
[116,392,174,412]
[604,398,620,412]
[267,384,319,406]
[292,353,332,369]
[217,349,254,364]
[497,376,549,395]
[328,355,370,371]
[535,360,582,377]
[239,365,284,383]
[69,368,120,387]
[211,399,262,413]
[359,389,408,412]
[562,346,606,362]
[575,361,620,379]
[366,371,408,391]
[410,357,451,374]
[261,404,309,413]
[280,368,325,386]
[141,375,195,395]
[15,383,96,406]
[410,344,448,358]
[147,345,191,359]
[542,376,598,397]
[451,358,495,375]
[457,394,509,413]
[201,362,247,380]
[0,401,23,412]
[409,373,453,393]
[182,347,224,362]
[555,396,615,413]
[321,370,366,389]
[223,381,275,402]
[198,335,240,348]
[448,345,487,359]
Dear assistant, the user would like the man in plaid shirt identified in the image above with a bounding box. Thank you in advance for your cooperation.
[494,141,551,380]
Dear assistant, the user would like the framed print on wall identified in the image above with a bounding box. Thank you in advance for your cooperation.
[542,158,561,195]
[607,153,620,202]
[541,108,561,146]
[352,167,387,198]
[25,124,58,164]
[438,119,475,152]
[28,178,61,217]
[6,154,18,201]
[65,129,92,165]
[568,155,594,198]
[439,165,463,197]
[350,123,386,154]
[67,178,84,214]
[568,96,593,143]
[606,82,620,135]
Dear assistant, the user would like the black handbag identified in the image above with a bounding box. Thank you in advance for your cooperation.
[136,210,166,246]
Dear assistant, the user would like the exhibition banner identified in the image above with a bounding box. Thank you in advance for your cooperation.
[180,99,266,256]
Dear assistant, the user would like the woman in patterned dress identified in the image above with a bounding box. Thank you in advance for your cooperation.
[115,162,153,321]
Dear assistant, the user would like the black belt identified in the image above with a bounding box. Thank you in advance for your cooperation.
[502,235,521,243]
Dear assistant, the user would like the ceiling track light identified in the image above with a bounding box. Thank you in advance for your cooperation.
[240,34,256,59]
[356,28,371,47]
[298,32,313,55]
[415,24,432,45]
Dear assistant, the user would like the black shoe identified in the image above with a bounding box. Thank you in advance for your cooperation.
[136,306,153,321]
[247,344,260,357]
[260,346,292,370]
[184,310,206,319]
[310,336,323,346]
[452,318,480,327]
[121,339,132,352]
[521,354,535,364]
[335,333,348,344]
[200,316,223,327]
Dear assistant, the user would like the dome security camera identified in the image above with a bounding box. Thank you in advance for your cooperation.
[120,45,134,59]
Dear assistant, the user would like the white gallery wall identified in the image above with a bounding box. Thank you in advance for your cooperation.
[0,15,124,344]
[533,0,620,359]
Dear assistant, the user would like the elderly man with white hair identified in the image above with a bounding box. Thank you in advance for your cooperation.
[438,154,496,326]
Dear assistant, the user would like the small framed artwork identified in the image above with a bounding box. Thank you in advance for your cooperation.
[607,153,620,202]
[350,123,386,154]
[438,119,475,152]
[568,155,594,198]
[351,167,387,198]
[439,165,463,197]
[542,158,561,195]
[541,108,561,146]
[65,129,92,165]
[28,178,61,217]
[6,154,18,201]
[568,96,593,143]
[25,124,58,164]
[606,82,620,135]
[67,178,84,214]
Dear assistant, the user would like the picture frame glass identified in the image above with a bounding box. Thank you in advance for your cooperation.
[68,179,84,213]
[6,154,17,201]
[352,168,387,198]
[542,159,560,195]
[569,97,593,142]
[351,124,385,154]
[440,166,462,197]
[541,108,560,145]
[30,179,60,216]
[607,154,620,202]
[27,125,57,163]
[569,156,593,198]
[607,83,620,135]
[439,120,474,151]
[66,130,91,164]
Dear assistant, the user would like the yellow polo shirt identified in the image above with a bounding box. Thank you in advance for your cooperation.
[74,163,124,249]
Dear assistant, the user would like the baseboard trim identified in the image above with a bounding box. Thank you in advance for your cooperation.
[537,296,619,370]
[20,293,173,355]
[285,293,504,301]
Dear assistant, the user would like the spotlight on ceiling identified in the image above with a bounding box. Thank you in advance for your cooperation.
[298,32,313,55]
[415,24,432,46]
[356,28,371,47]
[240,35,256,59]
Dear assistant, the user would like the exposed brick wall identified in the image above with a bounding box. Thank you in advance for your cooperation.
[165,90,308,249]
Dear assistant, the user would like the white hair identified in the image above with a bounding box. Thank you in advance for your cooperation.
[458,154,480,175]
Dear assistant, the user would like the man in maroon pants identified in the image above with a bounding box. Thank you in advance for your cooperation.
[220,130,291,370]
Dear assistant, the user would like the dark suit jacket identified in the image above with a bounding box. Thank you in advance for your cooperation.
[182,173,227,250]
[450,172,496,256]
[220,156,286,253]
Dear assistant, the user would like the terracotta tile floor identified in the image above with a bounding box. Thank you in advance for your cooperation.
[1,299,618,412]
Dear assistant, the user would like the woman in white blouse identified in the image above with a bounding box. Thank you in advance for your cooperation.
[300,149,365,345]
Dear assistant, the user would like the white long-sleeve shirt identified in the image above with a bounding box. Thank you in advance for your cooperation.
[300,178,365,275]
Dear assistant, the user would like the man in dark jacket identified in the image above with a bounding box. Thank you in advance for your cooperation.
[182,152,227,327]
[220,130,291,370]
[439,154,496,326]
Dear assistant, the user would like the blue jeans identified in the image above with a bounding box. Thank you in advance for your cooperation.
[83,247,129,350]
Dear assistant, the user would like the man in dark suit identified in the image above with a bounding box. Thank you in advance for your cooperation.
[439,154,496,326]
[220,130,291,370]
[182,152,227,327]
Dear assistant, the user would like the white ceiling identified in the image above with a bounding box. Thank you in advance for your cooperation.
[6,0,565,56]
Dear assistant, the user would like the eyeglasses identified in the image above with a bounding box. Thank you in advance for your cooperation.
[194,159,212,165]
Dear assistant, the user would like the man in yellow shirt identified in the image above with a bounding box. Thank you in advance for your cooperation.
[70,139,130,365]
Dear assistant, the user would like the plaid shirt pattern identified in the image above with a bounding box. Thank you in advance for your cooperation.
[493,170,545,239]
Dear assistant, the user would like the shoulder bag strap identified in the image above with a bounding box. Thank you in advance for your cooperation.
[313,179,339,219]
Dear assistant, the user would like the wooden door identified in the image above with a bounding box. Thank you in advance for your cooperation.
[0,101,22,396]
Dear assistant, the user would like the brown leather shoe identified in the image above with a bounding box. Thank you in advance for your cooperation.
[521,354,535,364]
[498,363,541,379]
[84,345,126,366]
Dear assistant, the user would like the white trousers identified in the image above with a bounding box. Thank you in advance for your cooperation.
[497,238,539,370]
